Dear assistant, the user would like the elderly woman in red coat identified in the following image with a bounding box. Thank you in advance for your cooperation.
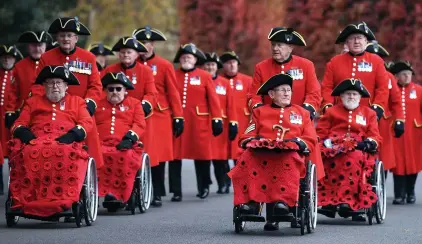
[8,65,93,217]
[228,73,318,231]
[95,72,146,204]
[316,78,382,221]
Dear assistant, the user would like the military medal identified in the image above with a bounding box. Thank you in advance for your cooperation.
[216,85,226,95]
[132,73,137,84]
[190,76,201,85]
[60,100,66,111]
[356,114,367,125]
[151,65,157,76]
[410,89,417,99]
[235,80,243,90]
[289,111,302,124]
[119,104,125,111]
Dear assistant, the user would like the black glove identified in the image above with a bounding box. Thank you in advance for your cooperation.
[322,104,332,114]
[116,139,134,150]
[5,111,19,129]
[173,118,184,138]
[356,139,377,152]
[142,101,152,117]
[393,120,405,138]
[252,103,264,109]
[212,119,223,136]
[370,105,384,121]
[289,138,308,154]
[55,126,86,144]
[302,104,316,120]
[240,135,263,149]
[229,122,238,141]
[86,99,96,116]
[13,126,36,145]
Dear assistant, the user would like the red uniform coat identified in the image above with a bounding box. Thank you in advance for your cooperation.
[225,73,253,159]
[103,62,158,166]
[321,52,389,111]
[211,75,237,160]
[316,104,382,146]
[1,68,15,156]
[392,82,422,175]
[138,55,183,163]
[95,96,145,142]
[38,47,104,168]
[11,94,93,139]
[249,56,321,112]
[173,68,222,160]
[379,73,405,170]
[10,57,44,110]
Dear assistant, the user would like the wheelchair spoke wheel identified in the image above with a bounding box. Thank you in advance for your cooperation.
[138,153,152,213]
[83,158,98,226]
[307,163,317,232]
[375,161,386,224]
[233,206,245,233]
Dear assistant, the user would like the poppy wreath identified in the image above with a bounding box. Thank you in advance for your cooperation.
[246,138,300,151]
[320,133,362,158]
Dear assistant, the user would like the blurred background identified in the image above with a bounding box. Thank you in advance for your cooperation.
[1,0,421,80]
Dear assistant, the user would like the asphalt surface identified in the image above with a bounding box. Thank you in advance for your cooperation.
[0,159,421,244]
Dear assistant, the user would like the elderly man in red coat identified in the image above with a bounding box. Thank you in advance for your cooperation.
[229,73,317,231]
[133,26,184,207]
[170,43,223,201]
[389,61,422,205]
[88,43,114,72]
[219,51,253,160]
[38,17,104,168]
[95,72,146,206]
[317,78,381,222]
[321,21,389,119]
[7,31,48,128]
[8,65,93,217]
[365,43,405,174]
[249,27,321,120]
[201,52,238,194]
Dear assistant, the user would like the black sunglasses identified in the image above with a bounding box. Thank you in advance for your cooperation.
[107,87,123,92]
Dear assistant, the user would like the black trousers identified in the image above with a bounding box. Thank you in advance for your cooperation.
[169,160,182,196]
[194,160,212,193]
[393,174,418,198]
[168,160,212,196]
[212,160,230,188]
[151,161,166,197]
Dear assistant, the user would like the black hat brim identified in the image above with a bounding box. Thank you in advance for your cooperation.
[219,53,241,64]
[48,18,91,35]
[335,25,376,44]
[0,45,21,59]
[257,74,293,95]
[268,28,306,46]
[133,28,167,41]
[102,72,135,90]
[89,45,114,56]
[173,45,206,64]
[18,31,49,43]
[331,79,370,97]
[35,66,80,85]
[365,43,389,58]
[389,62,415,75]
[112,37,147,52]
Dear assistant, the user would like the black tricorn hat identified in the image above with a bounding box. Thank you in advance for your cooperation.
[88,43,114,56]
[0,45,22,59]
[389,61,415,75]
[35,65,80,85]
[219,50,241,64]
[335,21,376,44]
[101,72,135,90]
[48,17,91,35]
[200,52,223,69]
[257,73,293,95]
[331,78,370,97]
[365,41,389,58]
[132,26,167,41]
[18,31,49,43]
[112,36,147,52]
[384,61,394,73]
[173,43,206,64]
[267,27,306,46]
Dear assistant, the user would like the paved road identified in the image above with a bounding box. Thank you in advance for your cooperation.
[0,160,421,244]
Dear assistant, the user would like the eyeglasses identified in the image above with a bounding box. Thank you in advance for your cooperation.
[45,81,65,87]
[273,88,291,93]
[107,87,123,92]
[57,33,78,39]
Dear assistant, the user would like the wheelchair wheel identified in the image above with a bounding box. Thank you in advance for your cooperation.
[306,162,317,233]
[367,206,373,225]
[83,158,98,226]
[374,161,386,224]
[137,153,152,213]
[5,175,19,228]
[73,202,82,228]
[300,209,305,235]
[233,206,245,233]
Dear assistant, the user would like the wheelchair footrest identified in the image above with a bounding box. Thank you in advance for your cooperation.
[102,200,126,209]
[239,214,266,222]
[268,213,294,222]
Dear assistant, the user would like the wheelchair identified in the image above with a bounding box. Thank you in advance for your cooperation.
[102,153,152,214]
[5,157,99,228]
[233,161,318,235]
[317,160,386,225]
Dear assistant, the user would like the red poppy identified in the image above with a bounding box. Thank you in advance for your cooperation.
[118,156,125,164]
[31,162,40,172]
[53,186,63,197]
[115,168,123,177]
[10,182,20,192]
[55,161,64,171]
[101,189,108,195]
[43,124,52,133]
[103,178,111,186]
[121,181,128,189]
[9,169,18,179]
[67,176,77,186]
[125,171,132,178]
[113,179,121,188]
[104,167,112,176]
[42,175,51,186]
[43,161,52,171]
[42,148,53,158]
[67,187,76,197]
[68,163,78,173]
[43,139,53,145]
[30,149,40,159]
[69,151,78,160]
[41,187,48,197]
[33,177,41,187]
[55,148,65,157]
[53,174,64,184]
[21,178,31,188]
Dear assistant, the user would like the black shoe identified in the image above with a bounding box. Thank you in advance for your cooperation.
[273,202,289,215]
[318,205,337,218]
[407,195,416,204]
[224,185,230,194]
[352,214,366,222]
[171,195,182,202]
[392,198,405,205]
[151,196,162,207]
[197,188,209,199]
[338,204,351,218]
[263,221,279,231]
[217,185,229,194]
[104,193,117,202]
[239,202,259,215]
